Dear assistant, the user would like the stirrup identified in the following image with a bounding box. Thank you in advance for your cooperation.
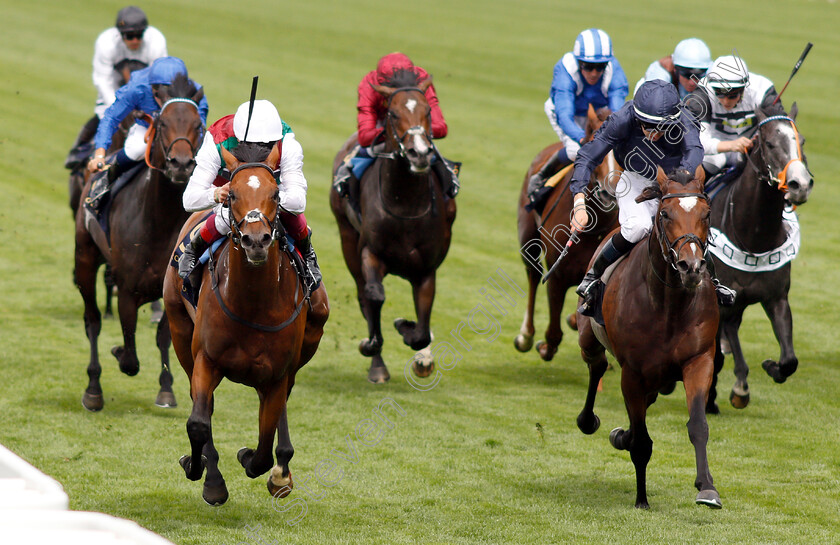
[713,279,736,306]
[575,273,599,298]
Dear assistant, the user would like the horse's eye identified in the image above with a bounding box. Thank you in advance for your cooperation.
[229,192,236,202]
[659,209,669,220]
[766,142,776,150]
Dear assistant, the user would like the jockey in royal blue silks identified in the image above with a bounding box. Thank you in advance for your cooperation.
[86,56,209,209]
[527,28,629,209]
[569,79,735,314]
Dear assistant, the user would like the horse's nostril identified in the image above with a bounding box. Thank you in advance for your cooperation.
[676,261,690,274]
[788,180,800,191]
[241,234,253,248]
[261,233,272,246]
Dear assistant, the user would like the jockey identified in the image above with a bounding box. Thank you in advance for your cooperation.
[685,54,783,186]
[633,38,712,98]
[66,6,168,170]
[179,100,322,290]
[527,29,629,210]
[570,80,735,311]
[86,56,209,209]
[333,52,459,212]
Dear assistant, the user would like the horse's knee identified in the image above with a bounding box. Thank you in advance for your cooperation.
[186,418,210,445]
[363,282,385,305]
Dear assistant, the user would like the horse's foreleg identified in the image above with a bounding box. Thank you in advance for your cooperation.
[537,275,567,361]
[395,274,435,351]
[760,298,798,383]
[75,242,104,412]
[576,316,607,435]
[707,328,724,414]
[615,370,652,509]
[683,356,722,509]
[239,378,290,481]
[721,311,750,408]
[154,312,176,408]
[269,380,295,498]
[180,353,222,483]
[513,237,541,353]
[113,292,140,376]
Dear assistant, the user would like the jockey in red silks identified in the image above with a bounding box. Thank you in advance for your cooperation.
[178,100,321,290]
[333,52,460,213]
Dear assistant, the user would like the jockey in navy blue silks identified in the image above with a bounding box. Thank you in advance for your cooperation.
[86,56,209,209]
[528,28,628,209]
[569,79,735,312]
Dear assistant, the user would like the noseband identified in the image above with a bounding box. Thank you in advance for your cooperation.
[145,97,204,173]
[655,192,709,271]
[225,163,283,245]
[384,87,433,160]
[749,115,807,193]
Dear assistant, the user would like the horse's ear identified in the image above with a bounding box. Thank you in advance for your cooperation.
[655,165,668,186]
[755,107,768,124]
[418,75,433,92]
[789,101,798,121]
[587,103,598,124]
[635,185,662,203]
[266,143,281,170]
[220,146,239,172]
[371,82,396,98]
[694,164,706,185]
[192,87,205,105]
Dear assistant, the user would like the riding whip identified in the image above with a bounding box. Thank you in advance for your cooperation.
[772,43,812,106]
[541,237,575,284]
[242,76,259,141]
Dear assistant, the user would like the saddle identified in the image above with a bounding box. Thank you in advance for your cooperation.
[83,162,146,242]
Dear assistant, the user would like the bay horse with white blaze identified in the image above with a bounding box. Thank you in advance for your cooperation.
[74,74,203,411]
[576,167,722,509]
[163,144,329,505]
[330,70,455,383]
[709,104,813,410]
[514,105,620,361]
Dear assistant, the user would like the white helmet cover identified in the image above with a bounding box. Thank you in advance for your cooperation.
[672,38,712,69]
[705,55,750,89]
[233,100,284,143]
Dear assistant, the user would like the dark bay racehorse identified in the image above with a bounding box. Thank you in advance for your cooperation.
[709,104,813,410]
[514,105,620,360]
[330,70,456,383]
[576,168,722,509]
[163,144,329,505]
[74,74,203,411]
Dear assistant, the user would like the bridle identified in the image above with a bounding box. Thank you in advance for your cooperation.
[143,97,204,174]
[224,162,284,245]
[652,191,710,273]
[383,87,433,160]
[747,115,807,193]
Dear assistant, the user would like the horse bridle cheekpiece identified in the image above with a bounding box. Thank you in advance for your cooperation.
[753,115,806,192]
[225,162,283,245]
[145,97,204,172]
[657,192,709,270]
[385,87,433,159]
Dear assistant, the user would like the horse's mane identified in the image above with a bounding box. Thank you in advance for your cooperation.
[232,142,272,164]
[385,68,422,88]
[759,100,786,118]
[165,73,198,100]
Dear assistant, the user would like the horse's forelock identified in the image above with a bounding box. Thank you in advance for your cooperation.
[384,68,421,89]
[668,169,694,187]
[163,73,198,100]
[232,142,273,164]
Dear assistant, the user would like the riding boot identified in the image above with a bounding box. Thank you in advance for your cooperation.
[178,231,210,280]
[705,250,737,306]
[526,147,572,212]
[295,231,322,291]
[334,162,361,217]
[87,152,139,211]
[65,115,100,170]
[432,156,461,198]
[576,232,635,313]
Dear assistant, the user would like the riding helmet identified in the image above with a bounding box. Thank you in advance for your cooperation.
[672,38,712,70]
[632,80,682,126]
[148,56,188,85]
[115,6,148,34]
[704,55,750,89]
[573,29,613,63]
[234,100,285,143]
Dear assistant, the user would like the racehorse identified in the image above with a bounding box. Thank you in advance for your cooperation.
[162,144,329,505]
[330,70,456,383]
[74,74,203,411]
[575,167,722,509]
[708,104,813,410]
[514,105,620,361]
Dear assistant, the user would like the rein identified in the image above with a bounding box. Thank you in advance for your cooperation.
[143,97,204,174]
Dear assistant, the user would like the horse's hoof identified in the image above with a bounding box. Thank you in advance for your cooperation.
[359,338,380,357]
[82,392,104,412]
[513,334,533,352]
[112,346,139,376]
[536,341,557,362]
[267,466,293,498]
[412,358,435,378]
[720,337,732,355]
[729,389,750,409]
[155,390,177,408]
[237,447,254,468]
[368,365,391,384]
[149,301,164,324]
[202,482,229,506]
[576,412,600,435]
[179,455,207,481]
[566,313,578,331]
[609,427,625,450]
[635,500,651,510]
[761,359,787,383]
[696,489,722,509]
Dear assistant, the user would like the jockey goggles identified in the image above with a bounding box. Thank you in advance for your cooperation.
[580,61,608,73]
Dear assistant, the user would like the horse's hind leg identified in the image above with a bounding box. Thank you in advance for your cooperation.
[760,297,798,383]
[112,292,141,376]
[683,357,721,509]
[154,312,177,408]
[359,248,389,382]
[268,382,296,498]
[514,225,541,352]
[103,264,116,318]
[721,311,750,408]
[536,275,566,361]
[576,316,607,435]
[75,235,104,412]
[180,353,222,484]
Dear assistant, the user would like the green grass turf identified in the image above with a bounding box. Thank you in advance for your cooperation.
[1,0,839,543]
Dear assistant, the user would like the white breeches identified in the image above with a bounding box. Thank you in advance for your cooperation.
[124,123,148,161]
[615,170,659,243]
[543,98,584,161]
[702,151,741,175]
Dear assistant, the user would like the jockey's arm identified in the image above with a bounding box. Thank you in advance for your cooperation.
[276,134,307,215]
[92,30,120,109]
[183,133,223,212]
[425,84,448,139]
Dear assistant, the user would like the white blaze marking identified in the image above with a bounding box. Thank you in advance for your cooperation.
[247,175,261,189]
[406,98,417,113]
[776,123,798,158]
[678,197,698,211]
[245,209,261,223]
[690,242,698,255]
